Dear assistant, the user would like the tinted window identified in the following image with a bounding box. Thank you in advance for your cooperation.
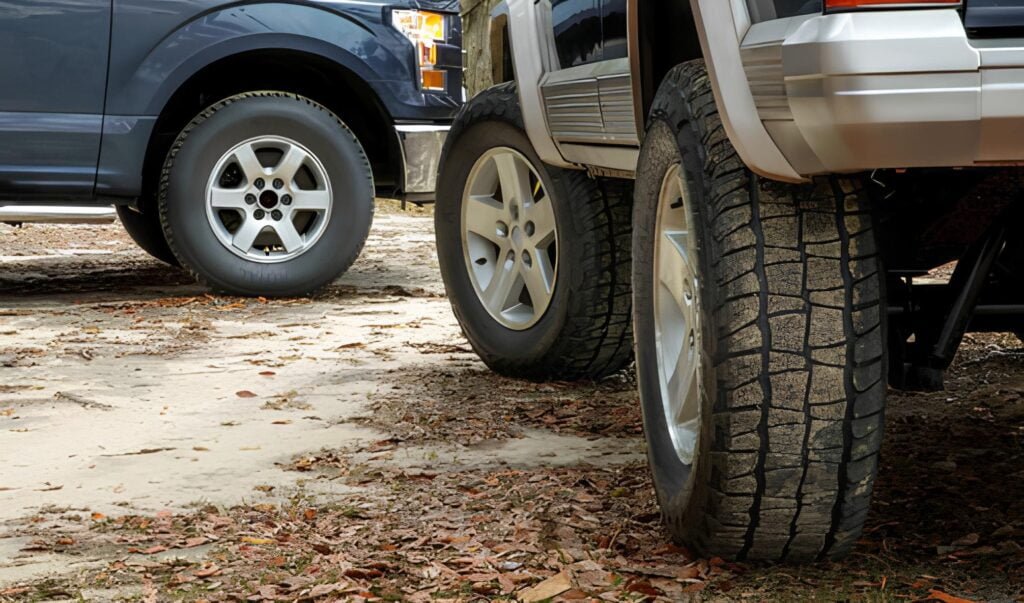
[748,0,821,22]
[601,0,628,61]
[552,0,602,68]
[775,0,821,17]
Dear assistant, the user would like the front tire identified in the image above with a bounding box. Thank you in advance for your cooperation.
[159,92,373,297]
[435,83,633,381]
[634,61,886,562]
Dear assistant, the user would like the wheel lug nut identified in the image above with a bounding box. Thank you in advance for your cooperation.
[525,221,535,237]
[522,251,532,267]
[254,209,265,220]
[254,178,265,190]
[245,194,256,205]
[281,195,292,206]
[273,178,284,190]
[271,210,283,221]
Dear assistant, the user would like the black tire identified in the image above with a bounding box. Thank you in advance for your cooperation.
[435,83,633,381]
[116,204,179,267]
[633,61,886,562]
[158,92,373,297]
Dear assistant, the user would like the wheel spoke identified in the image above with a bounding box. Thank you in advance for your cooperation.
[494,153,532,205]
[483,254,521,312]
[272,219,304,253]
[276,145,308,184]
[233,144,266,183]
[527,195,557,247]
[464,194,507,243]
[676,347,700,424]
[209,187,248,210]
[522,250,554,308]
[289,189,331,212]
[232,218,265,252]
[661,300,685,393]
[659,230,695,314]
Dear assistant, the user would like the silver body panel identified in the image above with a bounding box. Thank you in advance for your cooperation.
[499,0,639,174]
[739,9,1024,174]
[541,59,639,147]
[497,1,1024,180]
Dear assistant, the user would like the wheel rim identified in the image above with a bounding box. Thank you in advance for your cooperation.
[205,136,333,264]
[653,163,702,465]
[461,147,558,330]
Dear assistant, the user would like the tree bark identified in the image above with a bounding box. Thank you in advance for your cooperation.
[460,0,503,97]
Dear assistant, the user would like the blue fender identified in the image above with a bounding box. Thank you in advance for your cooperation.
[106,2,417,117]
[97,1,423,197]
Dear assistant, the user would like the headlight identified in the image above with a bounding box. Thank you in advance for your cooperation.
[392,9,447,91]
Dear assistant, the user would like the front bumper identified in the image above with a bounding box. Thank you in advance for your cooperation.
[736,9,1024,176]
[394,124,449,201]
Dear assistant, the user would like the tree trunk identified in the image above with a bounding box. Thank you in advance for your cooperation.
[460,0,502,97]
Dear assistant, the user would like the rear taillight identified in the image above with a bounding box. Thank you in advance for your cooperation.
[826,0,959,9]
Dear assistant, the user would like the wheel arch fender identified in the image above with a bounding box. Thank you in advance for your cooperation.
[100,3,409,199]
[628,0,805,183]
[106,3,414,118]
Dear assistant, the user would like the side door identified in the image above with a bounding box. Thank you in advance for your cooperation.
[0,1,112,199]
[540,0,639,158]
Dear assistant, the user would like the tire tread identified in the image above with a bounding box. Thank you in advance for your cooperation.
[650,61,885,562]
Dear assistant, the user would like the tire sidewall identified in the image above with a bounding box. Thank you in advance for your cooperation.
[436,120,581,369]
[633,115,719,540]
[162,95,373,297]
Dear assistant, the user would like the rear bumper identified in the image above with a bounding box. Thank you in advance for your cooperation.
[738,9,1024,176]
[394,124,449,200]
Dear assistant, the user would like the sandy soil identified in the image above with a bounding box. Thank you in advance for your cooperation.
[0,204,640,585]
[0,203,1022,601]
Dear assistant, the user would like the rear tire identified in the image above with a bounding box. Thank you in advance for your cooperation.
[633,61,886,562]
[117,204,179,267]
[435,83,633,381]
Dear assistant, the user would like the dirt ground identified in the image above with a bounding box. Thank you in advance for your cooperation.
[0,202,1022,602]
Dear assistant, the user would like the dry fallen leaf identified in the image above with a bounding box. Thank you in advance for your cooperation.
[518,570,572,603]
[241,537,275,545]
[235,390,258,398]
[194,565,222,578]
[927,589,978,603]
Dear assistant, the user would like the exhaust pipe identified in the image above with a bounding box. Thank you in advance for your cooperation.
[0,205,116,225]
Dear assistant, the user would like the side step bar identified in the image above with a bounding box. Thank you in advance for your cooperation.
[0,205,116,225]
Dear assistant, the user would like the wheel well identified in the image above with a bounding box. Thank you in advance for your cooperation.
[489,15,515,86]
[636,0,703,124]
[142,49,399,208]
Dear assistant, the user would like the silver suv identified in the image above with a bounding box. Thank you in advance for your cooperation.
[435,0,1021,562]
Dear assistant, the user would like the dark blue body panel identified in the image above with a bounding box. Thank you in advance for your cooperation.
[965,0,1024,31]
[0,0,462,201]
[0,1,112,197]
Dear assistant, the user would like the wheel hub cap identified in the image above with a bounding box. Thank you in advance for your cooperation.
[654,163,702,465]
[205,135,332,263]
[461,148,558,330]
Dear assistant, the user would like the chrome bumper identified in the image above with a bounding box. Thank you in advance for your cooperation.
[736,9,1024,176]
[395,124,450,199]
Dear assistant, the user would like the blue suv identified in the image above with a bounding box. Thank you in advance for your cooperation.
[0,0,462,296]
